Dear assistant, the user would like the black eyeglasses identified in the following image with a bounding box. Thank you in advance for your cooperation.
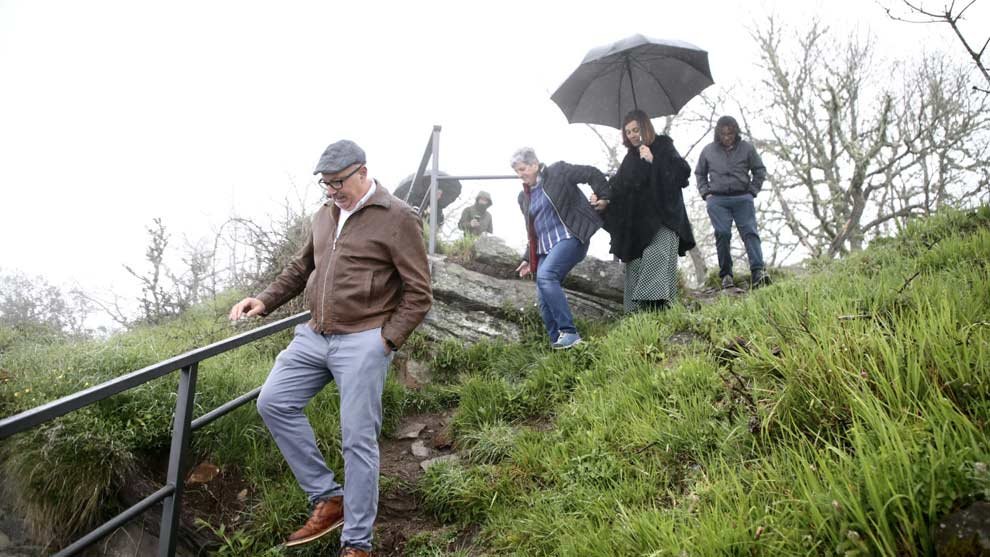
[319,165,363,190]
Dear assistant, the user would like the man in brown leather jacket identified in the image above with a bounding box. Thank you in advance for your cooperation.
[229,139,432,557]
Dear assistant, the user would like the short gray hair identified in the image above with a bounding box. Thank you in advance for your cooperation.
[509,147,539,168]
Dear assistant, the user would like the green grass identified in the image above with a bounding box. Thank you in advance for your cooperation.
[0,287,486,553]
[417,207,990,555]
[2,207,989,555]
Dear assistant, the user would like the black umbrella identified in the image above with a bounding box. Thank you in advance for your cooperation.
[393,171,462,225]
[551,34,714,128]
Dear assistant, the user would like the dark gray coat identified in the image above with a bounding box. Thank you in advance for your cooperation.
[516,161,609,262]
[694,139,767,198]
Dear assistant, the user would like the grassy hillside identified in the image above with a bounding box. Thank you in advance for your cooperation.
[2,206,988,555]
[416,207,990,556]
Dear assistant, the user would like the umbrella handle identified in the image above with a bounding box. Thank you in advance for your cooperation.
[625,54,638,110]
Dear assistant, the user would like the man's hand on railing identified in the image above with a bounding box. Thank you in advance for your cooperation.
[229,297,267,321]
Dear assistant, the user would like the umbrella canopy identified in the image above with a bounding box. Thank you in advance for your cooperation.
[393,171,463,225]
[551,34,714,128]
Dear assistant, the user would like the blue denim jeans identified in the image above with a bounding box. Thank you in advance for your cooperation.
[536,237,588,342]
[705,194,765,278]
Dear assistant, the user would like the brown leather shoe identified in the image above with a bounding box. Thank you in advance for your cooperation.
[339,547,371,557]
[284,496,344,547]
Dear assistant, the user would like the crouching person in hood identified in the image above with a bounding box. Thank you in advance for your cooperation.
[458,190,494,236]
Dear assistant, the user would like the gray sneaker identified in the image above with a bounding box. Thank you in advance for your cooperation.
[552,332,583,350]
[752,270,772,289]
[720,275,735,289]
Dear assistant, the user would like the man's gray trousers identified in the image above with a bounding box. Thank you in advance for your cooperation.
[257,324,391,551]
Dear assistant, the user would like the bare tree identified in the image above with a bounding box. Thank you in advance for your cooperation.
[752,17,990,258]
[74,290,131,330]
[170,239,216,312]
[218,209,312,293]
[585,124,622,175]
[210,191,317,317]
[123,218,179,324]
[112,218,227,325]
[894,53,990,214]
[882,0,990,93]
[74,183,320,329]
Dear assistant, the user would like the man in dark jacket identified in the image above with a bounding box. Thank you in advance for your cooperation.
[511,147,609,349]
[695,115,771,289]
[228,139,432,557]
[458,190,494,236]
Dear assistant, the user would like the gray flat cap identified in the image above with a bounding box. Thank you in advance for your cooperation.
[313,139,366,175]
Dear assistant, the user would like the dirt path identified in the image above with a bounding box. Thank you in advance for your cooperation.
[374,410,464,556]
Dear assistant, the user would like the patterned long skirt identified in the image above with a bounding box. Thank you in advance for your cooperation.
[623,225,679,312]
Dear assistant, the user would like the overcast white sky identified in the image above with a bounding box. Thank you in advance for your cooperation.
[1,0,984,318]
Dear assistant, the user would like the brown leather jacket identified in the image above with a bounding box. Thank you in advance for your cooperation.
[256,181,432,348]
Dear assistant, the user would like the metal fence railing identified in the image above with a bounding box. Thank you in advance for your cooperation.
[0,311,311,557]
[400,125,515,258]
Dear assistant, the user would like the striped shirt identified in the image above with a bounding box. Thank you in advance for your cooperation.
[529,181,572,255]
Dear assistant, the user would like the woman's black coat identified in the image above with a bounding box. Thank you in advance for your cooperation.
[603,135,696,262]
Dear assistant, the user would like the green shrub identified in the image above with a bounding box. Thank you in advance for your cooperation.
[459,421,518,465]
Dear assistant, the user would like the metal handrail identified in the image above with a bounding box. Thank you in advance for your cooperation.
[403,127,515,259]
[0,311,311,556]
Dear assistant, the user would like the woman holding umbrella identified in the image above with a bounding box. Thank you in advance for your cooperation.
[592,110,695,312]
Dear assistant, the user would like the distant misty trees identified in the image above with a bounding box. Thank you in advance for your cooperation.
[76,194,315,330]
[0,270,91,343]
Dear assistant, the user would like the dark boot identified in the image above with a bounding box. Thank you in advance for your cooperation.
[752,270,772,289]
[721,275,735,290]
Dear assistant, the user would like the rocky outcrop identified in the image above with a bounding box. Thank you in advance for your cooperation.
[417,246,624,345]
[461,234,521,279]
[467,235,624,302]
[418,298,524,345]
[565,255,625,303]
[391,238,627,388]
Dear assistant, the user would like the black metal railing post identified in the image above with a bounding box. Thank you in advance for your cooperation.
[158,362,198,557]
[403,126,436,208]
[428,125,441,257]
